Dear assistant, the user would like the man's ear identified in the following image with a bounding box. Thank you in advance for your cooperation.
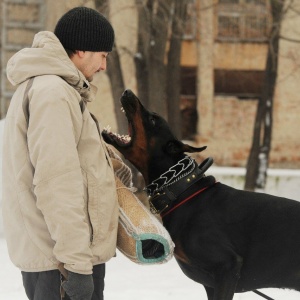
[165,140,207,155]
[77,50,86,58]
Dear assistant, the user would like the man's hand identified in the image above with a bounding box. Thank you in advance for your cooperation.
[62,271,94,300]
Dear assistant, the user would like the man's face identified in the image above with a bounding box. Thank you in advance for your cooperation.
[75,51,109,82]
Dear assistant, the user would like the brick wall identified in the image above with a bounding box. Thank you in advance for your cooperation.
[194,94,300,169]
[195,96,257,167]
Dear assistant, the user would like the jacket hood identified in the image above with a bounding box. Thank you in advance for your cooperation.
[6,31,97,101]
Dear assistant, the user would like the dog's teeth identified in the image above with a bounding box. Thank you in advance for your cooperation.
[124,135,131,142]
[103,125,112,133]
[121,107,125,113]
[103,127,131,144]
[119,134,131,143]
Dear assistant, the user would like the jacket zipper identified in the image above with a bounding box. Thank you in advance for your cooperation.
[86,194,94,243]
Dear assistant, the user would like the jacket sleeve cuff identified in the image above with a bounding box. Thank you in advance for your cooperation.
[64,263,93,275]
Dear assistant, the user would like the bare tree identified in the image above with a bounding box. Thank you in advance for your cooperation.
[96,0,187,134]
[135,0,173,119]
[166,0,189,139]
[244,0,285,191]
[95,0,127,134]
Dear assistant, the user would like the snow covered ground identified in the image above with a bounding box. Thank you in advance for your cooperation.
[1,239,300,300]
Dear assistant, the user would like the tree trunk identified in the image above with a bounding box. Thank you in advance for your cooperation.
[106,46,127,134]
[135,1,151,107]
[244,0,284,191]
[146,1,169,118]
[135,0,172,119]
[95,0,127,133]
[166,0,188,139]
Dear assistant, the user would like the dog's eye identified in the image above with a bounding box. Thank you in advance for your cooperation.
[149,117,156,126]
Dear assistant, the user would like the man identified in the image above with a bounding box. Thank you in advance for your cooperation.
[2,7,123,300]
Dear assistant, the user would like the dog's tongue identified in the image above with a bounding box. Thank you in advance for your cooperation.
[128,123,132,137]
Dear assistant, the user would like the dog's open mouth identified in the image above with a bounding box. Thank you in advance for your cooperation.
[102,106,134,148]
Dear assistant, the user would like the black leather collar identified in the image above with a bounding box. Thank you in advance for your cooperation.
[148,157,214,214]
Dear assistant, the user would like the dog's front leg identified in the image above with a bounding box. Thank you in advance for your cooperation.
[204,286,214,300]
[213,255,243,300]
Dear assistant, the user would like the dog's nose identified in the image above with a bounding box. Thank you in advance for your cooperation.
[123,89,132,97]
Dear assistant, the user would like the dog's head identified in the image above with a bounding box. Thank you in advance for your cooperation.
[102,89,206,183]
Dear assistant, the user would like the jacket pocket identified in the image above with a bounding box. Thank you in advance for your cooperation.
[86,172,118,246]
[17,188,56,265]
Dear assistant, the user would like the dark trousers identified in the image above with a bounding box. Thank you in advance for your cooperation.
[22,264,105,300]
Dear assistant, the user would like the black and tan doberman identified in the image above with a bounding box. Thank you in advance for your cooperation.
[102,89,300,300]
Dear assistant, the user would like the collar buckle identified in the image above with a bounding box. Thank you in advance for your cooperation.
[149,192,169,214]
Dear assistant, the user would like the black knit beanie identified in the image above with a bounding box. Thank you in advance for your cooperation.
[54,7,114,52]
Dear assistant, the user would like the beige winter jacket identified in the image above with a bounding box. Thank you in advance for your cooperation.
[2,31,119,275]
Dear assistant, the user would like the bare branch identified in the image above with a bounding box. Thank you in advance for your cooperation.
[279,35,300,43]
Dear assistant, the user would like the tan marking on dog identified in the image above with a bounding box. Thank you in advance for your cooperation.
[125,105,149,183]
[174,239,190,264]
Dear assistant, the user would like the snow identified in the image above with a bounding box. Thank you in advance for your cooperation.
[1,239,300,299]
[1,118,300,299]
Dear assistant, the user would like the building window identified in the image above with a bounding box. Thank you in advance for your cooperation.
[217,0,271,42]
[183,0,197,40]
[214,69,264,98]
[180,67,197,139]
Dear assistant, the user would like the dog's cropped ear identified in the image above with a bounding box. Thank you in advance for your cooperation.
[182,143,207,154]
[165,140,207,155]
